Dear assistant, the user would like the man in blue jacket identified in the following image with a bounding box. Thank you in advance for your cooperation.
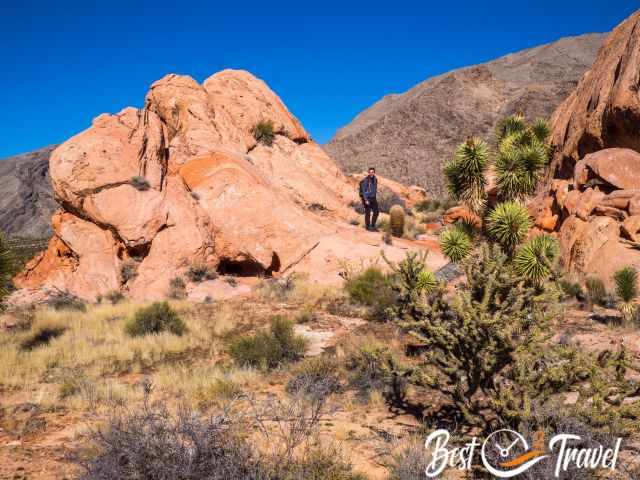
[359,167,379,231]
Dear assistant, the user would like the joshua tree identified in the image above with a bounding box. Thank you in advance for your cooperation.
[440,225,472,263]
[485,201,532,255]
[513,234,560,285]
[443,137,489,214]
[614,266,638,323]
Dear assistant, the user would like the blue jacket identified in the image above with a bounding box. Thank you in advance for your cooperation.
[359,176,377,200]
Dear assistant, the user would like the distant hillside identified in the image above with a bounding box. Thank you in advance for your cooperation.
[325,33,606,195]
[0,146,58,238]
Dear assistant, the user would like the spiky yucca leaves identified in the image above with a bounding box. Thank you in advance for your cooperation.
[440,225,472,263]
[513,234,560,285]
[531,118,551,144]
[443,138,489,213]
[614,267,638,323]
[398,244,638,431]
[494,113,526,144]
[0,234,16,302]
[486,201,532,255]
[495,138,548,201]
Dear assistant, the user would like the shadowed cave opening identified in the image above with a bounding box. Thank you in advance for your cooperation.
[216,252,281,277]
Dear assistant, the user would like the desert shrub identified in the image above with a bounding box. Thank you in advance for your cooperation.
[295,309,315,324]
[585,276,607,309]
[387,438,432,480]
[130,176,150,191]
[230,316,307,369]
[252,119,275,146]
[256,274,298,301]
[20,323,66,351]
[104,290,125,304]
[343,266,395,321]
[383,250,437,319]
[344,267,391,305]
[614,266,638,323]
[78,398,267,480]
[376,186,405,214]
[286,356,342,396]
[345,339,406,403]
[168,276,187,299]
[120,261,138,282]
[397,244,636,431]
[48,290,86,312]
[415,198,455,213]
[186,262,218,283]
[284,444,367,480]
[125,302,187,337]
[559,279,584,301]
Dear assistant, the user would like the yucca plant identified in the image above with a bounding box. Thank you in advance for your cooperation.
[416,269,437,295]
[513,234,559,285]
[252,119,275,146]
[494,113,526,144]
[440,225,472,263]
[486,201,532,255]
[443,138,489,214]
[531,118,551,144]
[614,267,638,323]
[495,138,547,201]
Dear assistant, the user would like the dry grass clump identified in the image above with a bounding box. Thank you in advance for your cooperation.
[229,316,307,369]
[0,302,216,389]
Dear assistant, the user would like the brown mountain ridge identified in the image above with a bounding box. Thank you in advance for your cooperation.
[325,33,606,195]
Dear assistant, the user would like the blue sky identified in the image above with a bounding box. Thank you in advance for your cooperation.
[0,1,637,158]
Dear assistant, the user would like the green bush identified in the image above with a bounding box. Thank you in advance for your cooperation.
[344,267,393,307]
[230,316,307,369]
[48,291,87,312]
[286,356,342,396]
[0,233,17,302]
[252,119,275,146]
[125,302,187,337]
[559,279,584,301]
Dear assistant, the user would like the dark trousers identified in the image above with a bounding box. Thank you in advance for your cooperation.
[362,197,379,228]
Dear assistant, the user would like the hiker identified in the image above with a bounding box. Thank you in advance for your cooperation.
[359,167,379,231]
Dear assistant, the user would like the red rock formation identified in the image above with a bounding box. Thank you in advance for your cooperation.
[14,70,446,302]
[533,11,640,284]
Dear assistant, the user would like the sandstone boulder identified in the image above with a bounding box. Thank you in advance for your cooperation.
[13,70,444,302]
[575,149,640,190]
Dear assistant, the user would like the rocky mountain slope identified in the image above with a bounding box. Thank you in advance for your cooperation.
[325,33,606,195]
[13,70,445,303]
[531,10,640,285]
[0,146,58,238]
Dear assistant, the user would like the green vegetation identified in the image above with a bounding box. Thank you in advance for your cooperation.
[130,176,150,191]
[252,119,276,146]
[20,323,66,351]
[513,233,560,284]
[439,225,472,263]
[485,201,532,254]
[614,266,638,323]
[443,138,489,214]
[230,316,307,369]
[125,302,187,337]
